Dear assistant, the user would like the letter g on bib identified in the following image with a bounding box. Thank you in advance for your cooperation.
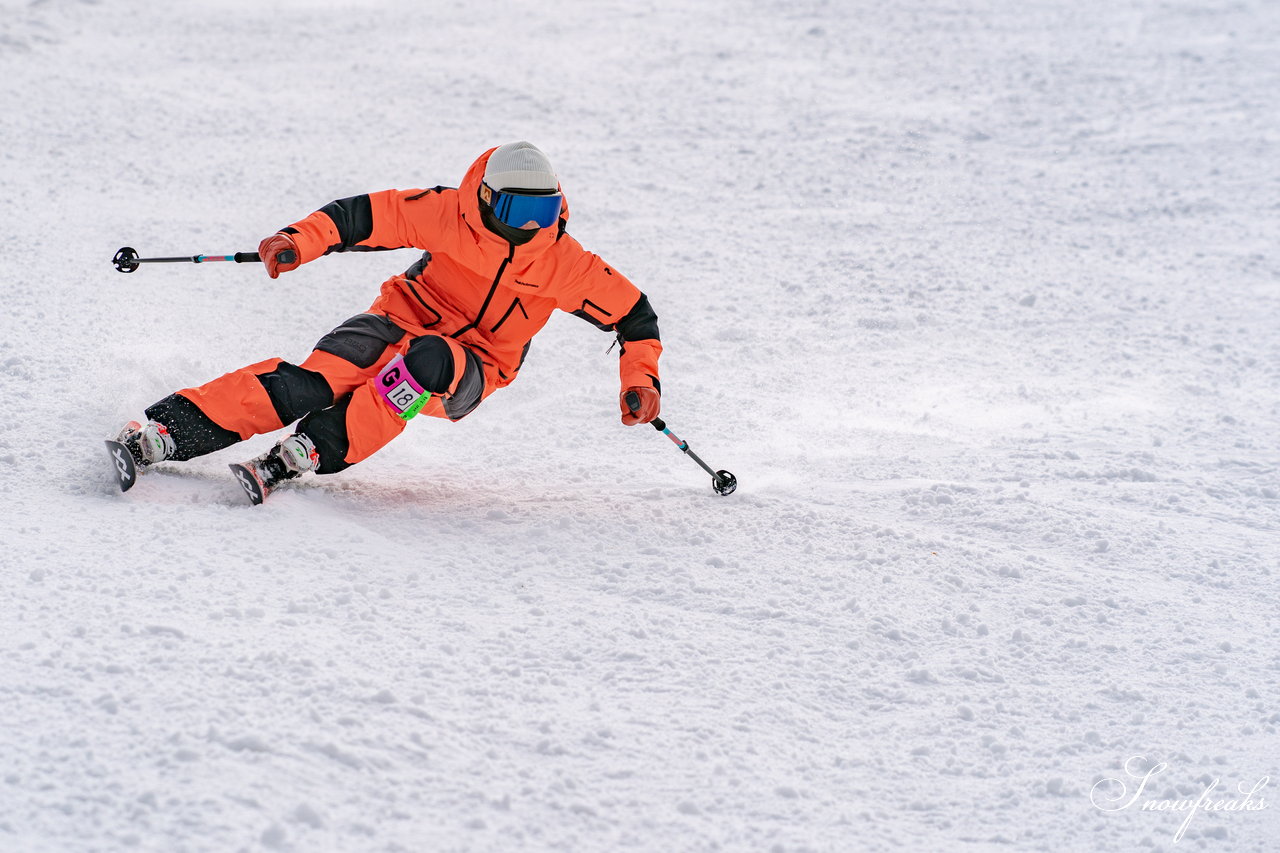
[376,355,432,420]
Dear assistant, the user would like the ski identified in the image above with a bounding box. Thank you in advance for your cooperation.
[228,463,267,506]
[104,440,138,492]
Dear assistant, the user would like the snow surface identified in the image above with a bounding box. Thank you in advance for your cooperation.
[2,0,1279,850]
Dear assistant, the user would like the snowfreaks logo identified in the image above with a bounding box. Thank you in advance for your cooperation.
[1090,756,1269,842]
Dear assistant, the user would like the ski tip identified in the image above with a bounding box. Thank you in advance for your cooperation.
[104,439,137,492]
[228,463,266,506]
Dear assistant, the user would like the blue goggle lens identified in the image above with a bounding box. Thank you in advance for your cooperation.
[490,188,563,228]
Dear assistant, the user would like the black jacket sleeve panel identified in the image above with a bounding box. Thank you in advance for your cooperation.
[614,293,660,342]
[318,195,375,249]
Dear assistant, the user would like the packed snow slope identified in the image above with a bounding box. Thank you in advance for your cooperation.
[2,0,1278,850]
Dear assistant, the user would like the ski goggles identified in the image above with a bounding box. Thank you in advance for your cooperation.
[487,185,563,229]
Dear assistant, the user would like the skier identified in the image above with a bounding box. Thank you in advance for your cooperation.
[111,142,663,503]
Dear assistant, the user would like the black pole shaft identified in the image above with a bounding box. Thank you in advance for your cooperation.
[650,417,720,478]
[113,246,294,273]
[680,442,720,479]
[127,253,263,264]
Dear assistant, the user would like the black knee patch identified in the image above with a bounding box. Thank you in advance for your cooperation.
[297,394,354,475]
[256,362,333,426]
[315,313,407,369]
[145,393,242,461]
[402,336,457,394]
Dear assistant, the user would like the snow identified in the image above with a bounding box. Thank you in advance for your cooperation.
[2,0,1278,850]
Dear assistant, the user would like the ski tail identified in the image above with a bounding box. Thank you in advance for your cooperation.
[104,440,138,492]
[229,463,267,506]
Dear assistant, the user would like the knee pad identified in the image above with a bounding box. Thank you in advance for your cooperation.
[401,335,458,394]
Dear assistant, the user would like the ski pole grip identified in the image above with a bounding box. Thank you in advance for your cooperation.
[234,250,297,265]
[626,391,664,430]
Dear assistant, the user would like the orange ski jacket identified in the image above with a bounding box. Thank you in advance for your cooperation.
[277,147,661,394]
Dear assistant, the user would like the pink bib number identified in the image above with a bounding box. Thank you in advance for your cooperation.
[376,355,431,420]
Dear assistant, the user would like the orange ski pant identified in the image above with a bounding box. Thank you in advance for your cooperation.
[154,316,494,473]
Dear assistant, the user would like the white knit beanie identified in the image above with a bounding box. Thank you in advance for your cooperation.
[484,141,558,192]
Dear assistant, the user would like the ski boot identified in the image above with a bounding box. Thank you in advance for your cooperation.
[105,420,176,492]
[229,434,319,505]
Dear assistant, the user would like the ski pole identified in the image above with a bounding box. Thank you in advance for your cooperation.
[626,391,737,496]
[111,245,296,273]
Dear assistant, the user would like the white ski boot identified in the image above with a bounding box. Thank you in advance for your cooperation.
[229,434,320,505]
[105,420,176,491]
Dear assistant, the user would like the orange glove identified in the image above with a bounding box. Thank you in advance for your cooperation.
[258,233,300,279]
[620,386,660,425]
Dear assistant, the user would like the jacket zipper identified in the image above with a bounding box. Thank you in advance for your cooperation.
[451,242,515,339]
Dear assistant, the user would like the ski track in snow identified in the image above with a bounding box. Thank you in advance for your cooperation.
[2,0,1278,850]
